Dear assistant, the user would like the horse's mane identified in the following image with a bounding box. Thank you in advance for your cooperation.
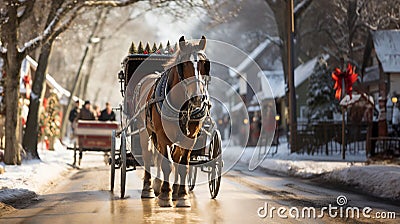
[163,42,202,69]
[163,49,181,69]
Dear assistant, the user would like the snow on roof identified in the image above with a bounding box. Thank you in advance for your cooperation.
[372,30,400,73]
[22,56,80,103]
[259,54,330,99]
[339,93,374,107]
[46,74,71,99]
[258,70,284,100]
[229,37,280,77]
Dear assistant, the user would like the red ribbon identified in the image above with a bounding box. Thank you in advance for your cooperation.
[23,75,31,85]
[332,63,358,100]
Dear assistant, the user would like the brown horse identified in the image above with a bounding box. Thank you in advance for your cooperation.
[144,36,210,207]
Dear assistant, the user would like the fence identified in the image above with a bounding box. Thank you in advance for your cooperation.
[294,121,368,156]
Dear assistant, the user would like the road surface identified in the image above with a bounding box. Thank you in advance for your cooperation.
[0,153,399,224]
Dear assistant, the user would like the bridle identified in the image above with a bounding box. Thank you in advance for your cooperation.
[175,51,210,91]
[164,50,211,135]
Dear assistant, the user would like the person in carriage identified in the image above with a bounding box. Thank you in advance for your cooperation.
[99,102,116,121]
[77,100,96,121]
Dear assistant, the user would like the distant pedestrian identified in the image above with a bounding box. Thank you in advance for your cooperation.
[393,102,399,136]
[69,100,80,122]
[69,100,80,133]
[99,102,116,121]
[77,100,95,121]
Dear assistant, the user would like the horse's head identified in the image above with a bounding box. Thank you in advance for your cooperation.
[175,36,210,109]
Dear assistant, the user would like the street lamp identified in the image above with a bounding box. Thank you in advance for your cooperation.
[392,96,398,105]
[392,96,398,134]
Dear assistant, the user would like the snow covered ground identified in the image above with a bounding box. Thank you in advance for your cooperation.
[224,141,400,200]
[1,137,399,208]
[0,140,74,204]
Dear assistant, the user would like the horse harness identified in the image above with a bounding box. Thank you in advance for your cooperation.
[146,52,211,136]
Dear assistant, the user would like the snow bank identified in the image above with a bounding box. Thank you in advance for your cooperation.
[0,139,73,203]
[325,165,400,200]
[237,146,359,178]
[227,143,400,200]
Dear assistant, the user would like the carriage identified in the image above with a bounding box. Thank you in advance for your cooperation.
[110,37,223,205]
[68,120,119,167]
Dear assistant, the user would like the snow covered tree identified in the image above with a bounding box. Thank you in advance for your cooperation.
[137,41,144,54]
[152,43,158,53]
[129,42,137,54]
[306,56,338,120]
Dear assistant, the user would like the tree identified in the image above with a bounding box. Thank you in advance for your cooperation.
[1,0,238,164]
[263,0,314,81]
[306,56,338,121]
[303,0,400,66]
[0,0,150,164]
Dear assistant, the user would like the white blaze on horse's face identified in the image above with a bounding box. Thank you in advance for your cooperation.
[178,37,208,109]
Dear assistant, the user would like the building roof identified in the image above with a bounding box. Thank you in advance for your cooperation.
[229,36,280,77]
[259,54,330,99]
[22,56,81,104]
[372,30,400,73]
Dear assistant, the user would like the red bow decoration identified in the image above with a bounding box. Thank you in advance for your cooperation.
[23,75,31,85]
[332,63,358,100]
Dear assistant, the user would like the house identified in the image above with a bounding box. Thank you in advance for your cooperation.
[362,29,400,132]
[0,55,79,148]
[257,54,330,131]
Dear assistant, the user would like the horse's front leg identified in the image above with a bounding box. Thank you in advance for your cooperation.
[158,142,173,207]
[140,132,155,198]
[171,146,181,201]
[172,162,179,201]
[153,150,162,196]
[176,147,191,207]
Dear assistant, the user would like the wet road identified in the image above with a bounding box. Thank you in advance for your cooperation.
[1,154,399,224]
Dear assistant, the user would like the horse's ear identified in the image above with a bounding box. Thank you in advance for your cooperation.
[179,36,186,51]
[198,36,206,51]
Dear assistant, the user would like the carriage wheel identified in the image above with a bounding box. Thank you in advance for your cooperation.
[110,130,116,192]
[208,130,222,199]
[188,165,197,191]
[120,132,127,198]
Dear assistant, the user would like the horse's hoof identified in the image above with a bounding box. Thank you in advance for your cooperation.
[172,184,179,201]
[141,189,155,198]
[153,178,162,196]
[158,198,173,207]
[172,193,179,201]
[176,198,191,207]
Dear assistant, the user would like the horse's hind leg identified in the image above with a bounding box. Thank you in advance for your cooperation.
[158,143,173,207]
[176,147,191,207]
[141,132,155,198]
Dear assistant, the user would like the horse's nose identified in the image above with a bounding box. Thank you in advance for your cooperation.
[190,95,203,108]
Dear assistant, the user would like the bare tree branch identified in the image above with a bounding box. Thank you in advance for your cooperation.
[19,1,86,54]
[83,0,142,7]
